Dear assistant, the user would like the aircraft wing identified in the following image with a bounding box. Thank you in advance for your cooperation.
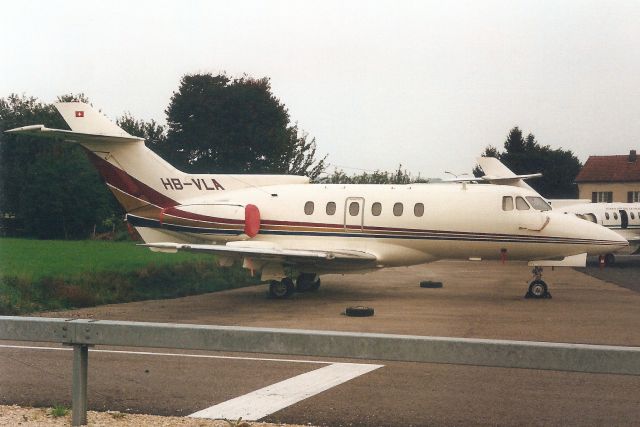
[140,242,378,268]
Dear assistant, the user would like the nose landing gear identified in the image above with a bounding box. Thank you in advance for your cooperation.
[525,266,552,299]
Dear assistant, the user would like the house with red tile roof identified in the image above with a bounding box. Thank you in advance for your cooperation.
[575,150,640,203]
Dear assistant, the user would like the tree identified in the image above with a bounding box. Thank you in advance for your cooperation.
[160,73,326,178]
[319,164,429,184]
[476,127,582,199]
[0,94,118,238]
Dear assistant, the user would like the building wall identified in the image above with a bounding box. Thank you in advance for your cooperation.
[578,182,640,203]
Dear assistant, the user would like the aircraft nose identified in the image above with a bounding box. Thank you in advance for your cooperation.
[572,215,629,253]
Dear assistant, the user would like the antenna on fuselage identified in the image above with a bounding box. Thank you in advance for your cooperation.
[444,171,470,190]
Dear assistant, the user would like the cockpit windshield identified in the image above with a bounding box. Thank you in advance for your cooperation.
[525,196,552,211]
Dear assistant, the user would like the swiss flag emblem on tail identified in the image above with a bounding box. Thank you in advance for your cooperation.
[75,111,84,118]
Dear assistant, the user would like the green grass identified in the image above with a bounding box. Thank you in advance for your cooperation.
[0,238,257,314]
[0,238,211,279]
[49,405,69,418]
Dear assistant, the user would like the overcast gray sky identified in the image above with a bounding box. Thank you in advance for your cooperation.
[2,0,639,178]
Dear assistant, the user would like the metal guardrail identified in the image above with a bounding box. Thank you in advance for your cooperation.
[2,316,640,425]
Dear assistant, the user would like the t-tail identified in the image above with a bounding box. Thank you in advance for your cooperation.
[6,102,309,218]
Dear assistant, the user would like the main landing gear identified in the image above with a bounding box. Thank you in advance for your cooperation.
[268,273,321,299]
[525,266,552,299]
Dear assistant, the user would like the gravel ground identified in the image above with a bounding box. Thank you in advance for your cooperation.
[0,405,311,427]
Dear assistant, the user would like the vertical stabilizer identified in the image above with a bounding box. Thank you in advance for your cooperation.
[55,102,132,137]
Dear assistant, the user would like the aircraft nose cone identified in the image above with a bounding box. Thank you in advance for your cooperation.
[585,219,628,253]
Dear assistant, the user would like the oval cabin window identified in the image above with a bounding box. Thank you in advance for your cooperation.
[605,213,610,220]
[304,201,314,215]
[326,202,336,215]
[349,201,360,216]
[371,202,382,216]
[393,202,403,216]
[414,203,424,217]
[613,212,618,220]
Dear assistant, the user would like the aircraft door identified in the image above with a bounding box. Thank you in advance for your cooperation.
[620,210,629,229]
[344,197,365,232]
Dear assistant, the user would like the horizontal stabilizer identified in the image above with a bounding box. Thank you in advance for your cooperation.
[5,124,143,144]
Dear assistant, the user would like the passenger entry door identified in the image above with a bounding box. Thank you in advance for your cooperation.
[344,197,365,232]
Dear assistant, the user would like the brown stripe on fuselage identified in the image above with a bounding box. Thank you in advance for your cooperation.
[85,149,177,208]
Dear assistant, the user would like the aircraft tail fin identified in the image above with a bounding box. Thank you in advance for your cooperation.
[55,102,133,137]
[475,157,540,192]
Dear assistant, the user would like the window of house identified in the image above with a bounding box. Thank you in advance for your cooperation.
[592,192,613,203]
[628,191,640,203]
[515,197,530,210]
[502,196,514,211]
[349,201,360,216]
[326,202,336,215]
[304,201,314,215]
[393,202,403,216]
[371,202,382,216]
[414,203,424,217]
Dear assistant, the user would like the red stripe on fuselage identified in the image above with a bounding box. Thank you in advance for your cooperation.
[85,150,178,208]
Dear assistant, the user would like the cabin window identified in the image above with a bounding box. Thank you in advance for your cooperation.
[393,202,404,216]
[515,197,530,210]
[304,201,314,215]
[326,202,336,215]
[525,196,551,211]
[502,196,514,211]
[605,212,610,220]
[349,201,360,216]
[414,203,424,217]
[613,212,618,220]
[631,212,636,220]
[371,202,382,216]
[584,213,597,223]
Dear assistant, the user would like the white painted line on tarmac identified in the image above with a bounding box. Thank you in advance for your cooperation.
[0,343,337,365]
[189,362,383,421]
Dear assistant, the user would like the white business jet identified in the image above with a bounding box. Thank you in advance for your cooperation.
[475,157,640,265]
[6,103,627,299]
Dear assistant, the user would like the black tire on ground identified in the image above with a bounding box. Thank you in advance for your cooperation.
[526,279,550,299]
[269,278,295,298]
[604,253,616,267]
[309,277,321,291]
[296,273,320,292]
[345,306,374,317]
[420,281,443,288]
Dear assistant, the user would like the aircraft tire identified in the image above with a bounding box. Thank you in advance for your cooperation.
[345,306,374,317]
[269,278,295,298]
[526,280,550,299]
[296,273,319,292]
[604,253,616,267]
[420,280,443,288]
[309,277,321,291]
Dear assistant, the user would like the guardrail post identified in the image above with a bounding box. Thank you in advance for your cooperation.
[72,344,89,426]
